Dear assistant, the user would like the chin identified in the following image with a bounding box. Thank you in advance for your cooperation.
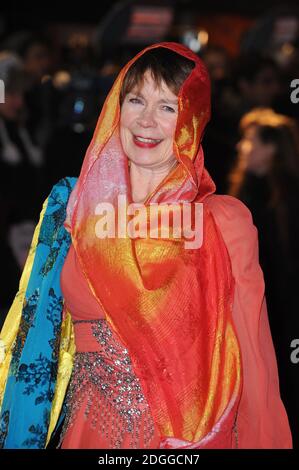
[129,153,158,166]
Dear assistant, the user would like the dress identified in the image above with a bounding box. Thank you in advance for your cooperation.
[59,244,161,448]
[0,42,292,449]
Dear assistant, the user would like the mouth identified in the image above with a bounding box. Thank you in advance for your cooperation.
[133,134,163,149]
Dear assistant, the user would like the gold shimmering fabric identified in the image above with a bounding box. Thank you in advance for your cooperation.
[64,42,242,447]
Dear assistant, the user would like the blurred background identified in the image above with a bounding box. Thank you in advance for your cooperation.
[0,0,299,447]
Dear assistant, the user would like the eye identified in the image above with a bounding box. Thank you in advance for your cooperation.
[162,105,176,113]
[128,97,143,104]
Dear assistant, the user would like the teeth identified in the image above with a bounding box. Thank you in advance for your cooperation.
[135,136,161,144]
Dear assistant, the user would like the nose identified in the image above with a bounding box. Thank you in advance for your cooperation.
[136,106,157,128]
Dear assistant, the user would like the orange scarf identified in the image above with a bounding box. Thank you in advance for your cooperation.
[64,42,242,447]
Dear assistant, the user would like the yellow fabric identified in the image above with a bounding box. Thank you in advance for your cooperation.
[0,197,49,408]
[46,309,75,447]
[0,191,76,447]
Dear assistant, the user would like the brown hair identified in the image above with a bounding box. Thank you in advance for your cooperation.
[120,47,194,105]
[229,108,299,248]
[229,108,299,197]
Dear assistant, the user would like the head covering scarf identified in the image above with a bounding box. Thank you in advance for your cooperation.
[64,42,242,447]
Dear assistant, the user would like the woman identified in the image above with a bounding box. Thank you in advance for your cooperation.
[229,108,299,446]
[0,43,292,449]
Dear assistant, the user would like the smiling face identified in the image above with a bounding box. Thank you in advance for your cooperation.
[120,70,179,170]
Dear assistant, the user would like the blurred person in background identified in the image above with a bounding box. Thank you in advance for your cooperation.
[201,45,236,193]
[230,54,282,120]
[229,108,299,446]
[0,206,36,329]
[0,51,44,322]
[201,45,231,86]
[1,32,54,147]
[43,33,106,195]
[239,6,299,122]
[204,53,282,194]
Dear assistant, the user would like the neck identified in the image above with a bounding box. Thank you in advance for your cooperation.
[129,161,177,203]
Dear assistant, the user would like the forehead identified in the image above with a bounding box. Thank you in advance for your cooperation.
[129,70,178,99]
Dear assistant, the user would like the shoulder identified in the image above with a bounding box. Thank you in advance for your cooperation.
[205,194,260,276]
[206,194,253,225]
[45,177,78,212]
[38,177,78,238]
[49,176,78,200]
[205,194,257,240]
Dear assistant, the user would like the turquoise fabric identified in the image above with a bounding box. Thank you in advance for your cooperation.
[0,177,77,448]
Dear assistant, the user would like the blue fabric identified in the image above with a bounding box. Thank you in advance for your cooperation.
[0,177,77,448]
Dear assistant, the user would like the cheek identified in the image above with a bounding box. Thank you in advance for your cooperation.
[120,109,133,147]
[119,125,131,153]
[120,110,128,130]
[247,144,268,168]
[120,105,137,129]
[160,116,177,139]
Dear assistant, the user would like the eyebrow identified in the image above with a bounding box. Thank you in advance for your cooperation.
[129,91,178,105]
[159,99,178,105]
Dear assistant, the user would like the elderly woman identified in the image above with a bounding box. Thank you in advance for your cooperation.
[0,43,292,449]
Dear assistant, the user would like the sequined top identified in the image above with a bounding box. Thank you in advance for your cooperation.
[59,244,160,449]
